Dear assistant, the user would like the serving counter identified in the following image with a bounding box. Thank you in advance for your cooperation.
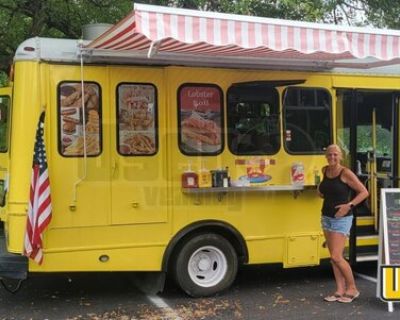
[182,184,317,201]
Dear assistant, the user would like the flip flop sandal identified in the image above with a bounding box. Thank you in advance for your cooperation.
[338,292,360,303]
[323,293,342,302]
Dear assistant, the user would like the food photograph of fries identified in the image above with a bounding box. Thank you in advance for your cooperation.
[59,82,101,156]
[118,84,156,155]
[179,86,222,154]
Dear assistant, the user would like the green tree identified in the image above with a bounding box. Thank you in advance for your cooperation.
[0,0,133,73]
[0,0,399,77]
[0,71,7,87]
[361,0,400,29]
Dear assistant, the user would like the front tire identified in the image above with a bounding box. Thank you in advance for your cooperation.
[173,233,238,297]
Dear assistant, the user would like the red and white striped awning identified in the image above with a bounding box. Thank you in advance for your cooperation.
[84,3,400,70]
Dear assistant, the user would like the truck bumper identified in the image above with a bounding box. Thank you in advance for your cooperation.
[0,228,28,280]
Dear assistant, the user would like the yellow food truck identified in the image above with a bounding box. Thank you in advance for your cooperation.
[1,4,399,296]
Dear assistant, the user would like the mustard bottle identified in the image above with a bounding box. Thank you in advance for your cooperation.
[198,165,211,188]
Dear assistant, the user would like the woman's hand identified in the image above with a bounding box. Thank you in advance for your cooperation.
[334,203,351,217]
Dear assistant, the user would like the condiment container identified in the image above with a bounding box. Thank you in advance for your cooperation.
[291,162,304,186]
[313,166,321,185]
[211,169,228,187]
[182,164,199,188]
[198,168,211,188]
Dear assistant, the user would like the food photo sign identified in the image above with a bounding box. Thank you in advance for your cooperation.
[58,82,101,156]
[117,83,157,156]
[178,85,223,155]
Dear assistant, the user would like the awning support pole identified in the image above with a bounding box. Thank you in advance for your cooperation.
[147,40,162,58]
[70,40,88,210]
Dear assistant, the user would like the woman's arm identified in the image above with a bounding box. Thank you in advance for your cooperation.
[335,168,369,217]
[317,166,327,198]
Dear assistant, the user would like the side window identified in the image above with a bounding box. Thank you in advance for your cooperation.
[178,84,223,155]
[283,87,332,154]
[227,85,280,155]
[58,82,102,157]
[0,96,10,152]
[117,83,157,156]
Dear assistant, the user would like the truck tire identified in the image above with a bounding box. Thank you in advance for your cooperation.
[173,233,238,297]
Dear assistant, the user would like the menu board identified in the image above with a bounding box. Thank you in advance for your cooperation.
[179,85,222,154]
[381,190,400,265]
[378,189,400,308]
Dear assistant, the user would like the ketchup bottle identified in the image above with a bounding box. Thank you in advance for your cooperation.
[182,163,199,188]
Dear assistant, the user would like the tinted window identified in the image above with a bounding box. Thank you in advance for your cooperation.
[283,87,332,154]
[227,85,280,155]
[0,96,10,152]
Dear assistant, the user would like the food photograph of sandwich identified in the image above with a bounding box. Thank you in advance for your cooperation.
[179,86,222,154]
[59,82,101,156]
[117,84,156,155]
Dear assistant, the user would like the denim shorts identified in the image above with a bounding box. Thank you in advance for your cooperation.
[321,215,353,236]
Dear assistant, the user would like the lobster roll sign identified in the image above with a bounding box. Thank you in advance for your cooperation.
[178,84,223,155]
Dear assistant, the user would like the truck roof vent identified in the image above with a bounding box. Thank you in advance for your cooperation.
[82,23,113,40]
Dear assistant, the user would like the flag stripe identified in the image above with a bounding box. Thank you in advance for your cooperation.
[24,112,52,265]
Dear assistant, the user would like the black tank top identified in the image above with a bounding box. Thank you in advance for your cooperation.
[318,168,352,218]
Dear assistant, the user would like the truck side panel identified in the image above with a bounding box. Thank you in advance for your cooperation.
[8,62,333,272]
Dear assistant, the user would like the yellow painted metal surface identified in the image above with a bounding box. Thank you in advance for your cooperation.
[285,234,320,267]
[332,73,400,90]
[4,61,397,273]
[6,62,43,253]
[356,235,379,247]
[356,216,375,227]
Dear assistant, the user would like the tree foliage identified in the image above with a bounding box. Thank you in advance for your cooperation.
[361,0,400,29]
[0,0,399,76]
[0,0,133,71]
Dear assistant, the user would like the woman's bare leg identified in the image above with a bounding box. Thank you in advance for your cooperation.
[324,230,346,294]
[325,230,358,295]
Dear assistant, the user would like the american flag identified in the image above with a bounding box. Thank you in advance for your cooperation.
[24,112,52,264]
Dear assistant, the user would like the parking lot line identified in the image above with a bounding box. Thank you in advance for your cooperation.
[147,294,183,320]
[355,272,377,283]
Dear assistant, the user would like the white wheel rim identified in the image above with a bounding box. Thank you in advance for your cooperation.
[187,245,228,288]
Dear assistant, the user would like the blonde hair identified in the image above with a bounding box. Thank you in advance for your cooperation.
[325,144,343,159]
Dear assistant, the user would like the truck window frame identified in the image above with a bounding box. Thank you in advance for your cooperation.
[283,86,332,155]
[227,84,280,156]
[57,81,103,157]
[177,83,224,156]
[0,95,10,153]
[116,82,159,156]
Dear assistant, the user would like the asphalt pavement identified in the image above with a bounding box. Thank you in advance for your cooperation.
[0,261,399,320]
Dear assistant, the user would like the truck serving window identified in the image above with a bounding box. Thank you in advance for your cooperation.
[0,96,10,152]
[227,85,280,155]
[178,84,224,155]
[117,83,158,156]
[58,82,102,157]
[283,87,332,154]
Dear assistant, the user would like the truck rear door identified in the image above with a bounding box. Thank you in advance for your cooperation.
[109,67,168,226]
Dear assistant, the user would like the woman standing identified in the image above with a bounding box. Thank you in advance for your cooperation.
[318,144,369,303]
